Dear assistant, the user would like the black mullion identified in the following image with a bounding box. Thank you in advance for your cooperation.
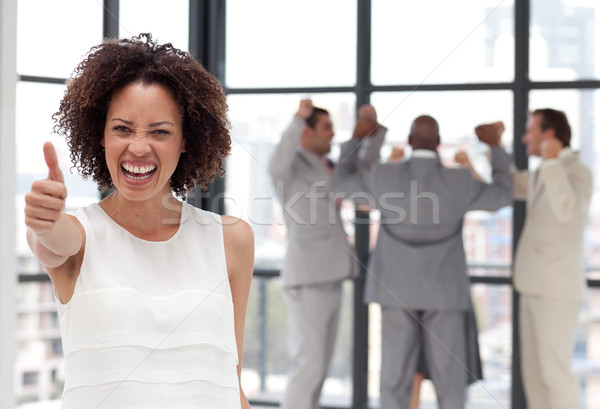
[188,0,226,214]
[103,0,119,39]
[353,1,372,408]
[225,86,356,95]
[18,75,66,85]
[100,0,119,201]
[371,82,514,92]
[511,0,530,408]
[528,80,600,89]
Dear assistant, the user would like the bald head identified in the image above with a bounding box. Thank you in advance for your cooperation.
[409,115,440,151]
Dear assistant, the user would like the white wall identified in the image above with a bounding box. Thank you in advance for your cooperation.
[1,0,18,407]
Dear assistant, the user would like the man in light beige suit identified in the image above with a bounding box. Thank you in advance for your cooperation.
[511,108,593,409]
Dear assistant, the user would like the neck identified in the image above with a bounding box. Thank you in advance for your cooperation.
[100,190,183,239]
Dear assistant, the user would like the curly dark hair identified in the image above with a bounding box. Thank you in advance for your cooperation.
[53,33,231,196]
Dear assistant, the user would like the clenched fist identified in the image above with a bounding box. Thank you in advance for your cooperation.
[24,142,67,234]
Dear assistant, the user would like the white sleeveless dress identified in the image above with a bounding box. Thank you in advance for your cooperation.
[56,202,241,409]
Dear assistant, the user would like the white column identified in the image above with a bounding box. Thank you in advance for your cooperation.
[0,0,18,407]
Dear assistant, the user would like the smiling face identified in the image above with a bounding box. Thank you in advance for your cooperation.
[522,113,549,157]
[101,81,185,202]
[302,113,335,156]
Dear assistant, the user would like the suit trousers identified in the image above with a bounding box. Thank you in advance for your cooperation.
[520,294,582,409]
[380,307,467,409]
[282,281,342,409]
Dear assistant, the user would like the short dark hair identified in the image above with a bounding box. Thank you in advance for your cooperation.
[53,33,231,196]
[533,108,571,147]
[305,107,329,129]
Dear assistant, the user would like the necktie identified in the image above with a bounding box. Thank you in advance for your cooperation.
[322,158,334,176]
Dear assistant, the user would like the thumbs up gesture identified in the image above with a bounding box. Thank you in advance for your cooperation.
[24,142,68,234]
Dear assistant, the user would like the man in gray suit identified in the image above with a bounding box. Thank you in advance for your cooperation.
[512,109,592,409]
[268,100,385,409]
[336,115,512,409]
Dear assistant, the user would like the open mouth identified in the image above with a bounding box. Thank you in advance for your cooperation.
[121,163,157,180]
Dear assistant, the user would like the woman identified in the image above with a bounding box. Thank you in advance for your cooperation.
[24,33,253,409]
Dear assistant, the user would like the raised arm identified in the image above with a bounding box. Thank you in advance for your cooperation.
[222,216,254,409]
[466,124,513,211]
[334,109,386,197]
[268,99,312,182]
[538,138,593,223]
[511,164,530,201]
[354,105,383,169]
[24,142,84,302]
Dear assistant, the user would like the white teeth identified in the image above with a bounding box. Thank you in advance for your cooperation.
[123,164,156,174]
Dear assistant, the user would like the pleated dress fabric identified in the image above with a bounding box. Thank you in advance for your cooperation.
[56,202,240,409]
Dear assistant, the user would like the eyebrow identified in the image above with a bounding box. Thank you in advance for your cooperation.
[149,121,175,128]
[111,118,175,127]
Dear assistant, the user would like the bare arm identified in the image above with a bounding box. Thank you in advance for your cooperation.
[222,215,254,409]
[24,142,84,302]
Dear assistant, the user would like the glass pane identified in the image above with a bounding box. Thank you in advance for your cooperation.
[119,0,189,51]
[16,281,64,405]
[367,283,513,407]
[468,284,512,407]
[580,288,600,407]
[242,276,353,406]
[225,0,357,88]
[16,0,103,78]
[225,93,356,270]
[529,90,600,279]
[371,0,515,85]
[530,0,600,81]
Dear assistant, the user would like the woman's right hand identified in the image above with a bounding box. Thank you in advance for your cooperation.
[25,142,67,234]
[24,142,83,274]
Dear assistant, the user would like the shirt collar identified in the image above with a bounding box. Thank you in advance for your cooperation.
[558,146,573,159]
[412,149,438,159]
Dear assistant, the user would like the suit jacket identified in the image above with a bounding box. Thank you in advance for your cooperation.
[336,139,513,310]
[513,149,592,302]
[268,117,386,288]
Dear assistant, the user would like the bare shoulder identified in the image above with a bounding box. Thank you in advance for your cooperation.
[221,216,254,256]
[221,216,254,247]
[221,216,254,285]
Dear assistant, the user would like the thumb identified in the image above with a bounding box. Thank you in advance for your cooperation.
[43,142,64,184]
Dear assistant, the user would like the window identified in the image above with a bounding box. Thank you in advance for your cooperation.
[371,0,515,85]
[16,0,103,79]
[6,1,600,408]
[225,0,357,88]
[530,0,600,81]
[119,0,189,50]
[226,93,356,270]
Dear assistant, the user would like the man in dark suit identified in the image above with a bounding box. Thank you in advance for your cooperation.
[336,115,512,409]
